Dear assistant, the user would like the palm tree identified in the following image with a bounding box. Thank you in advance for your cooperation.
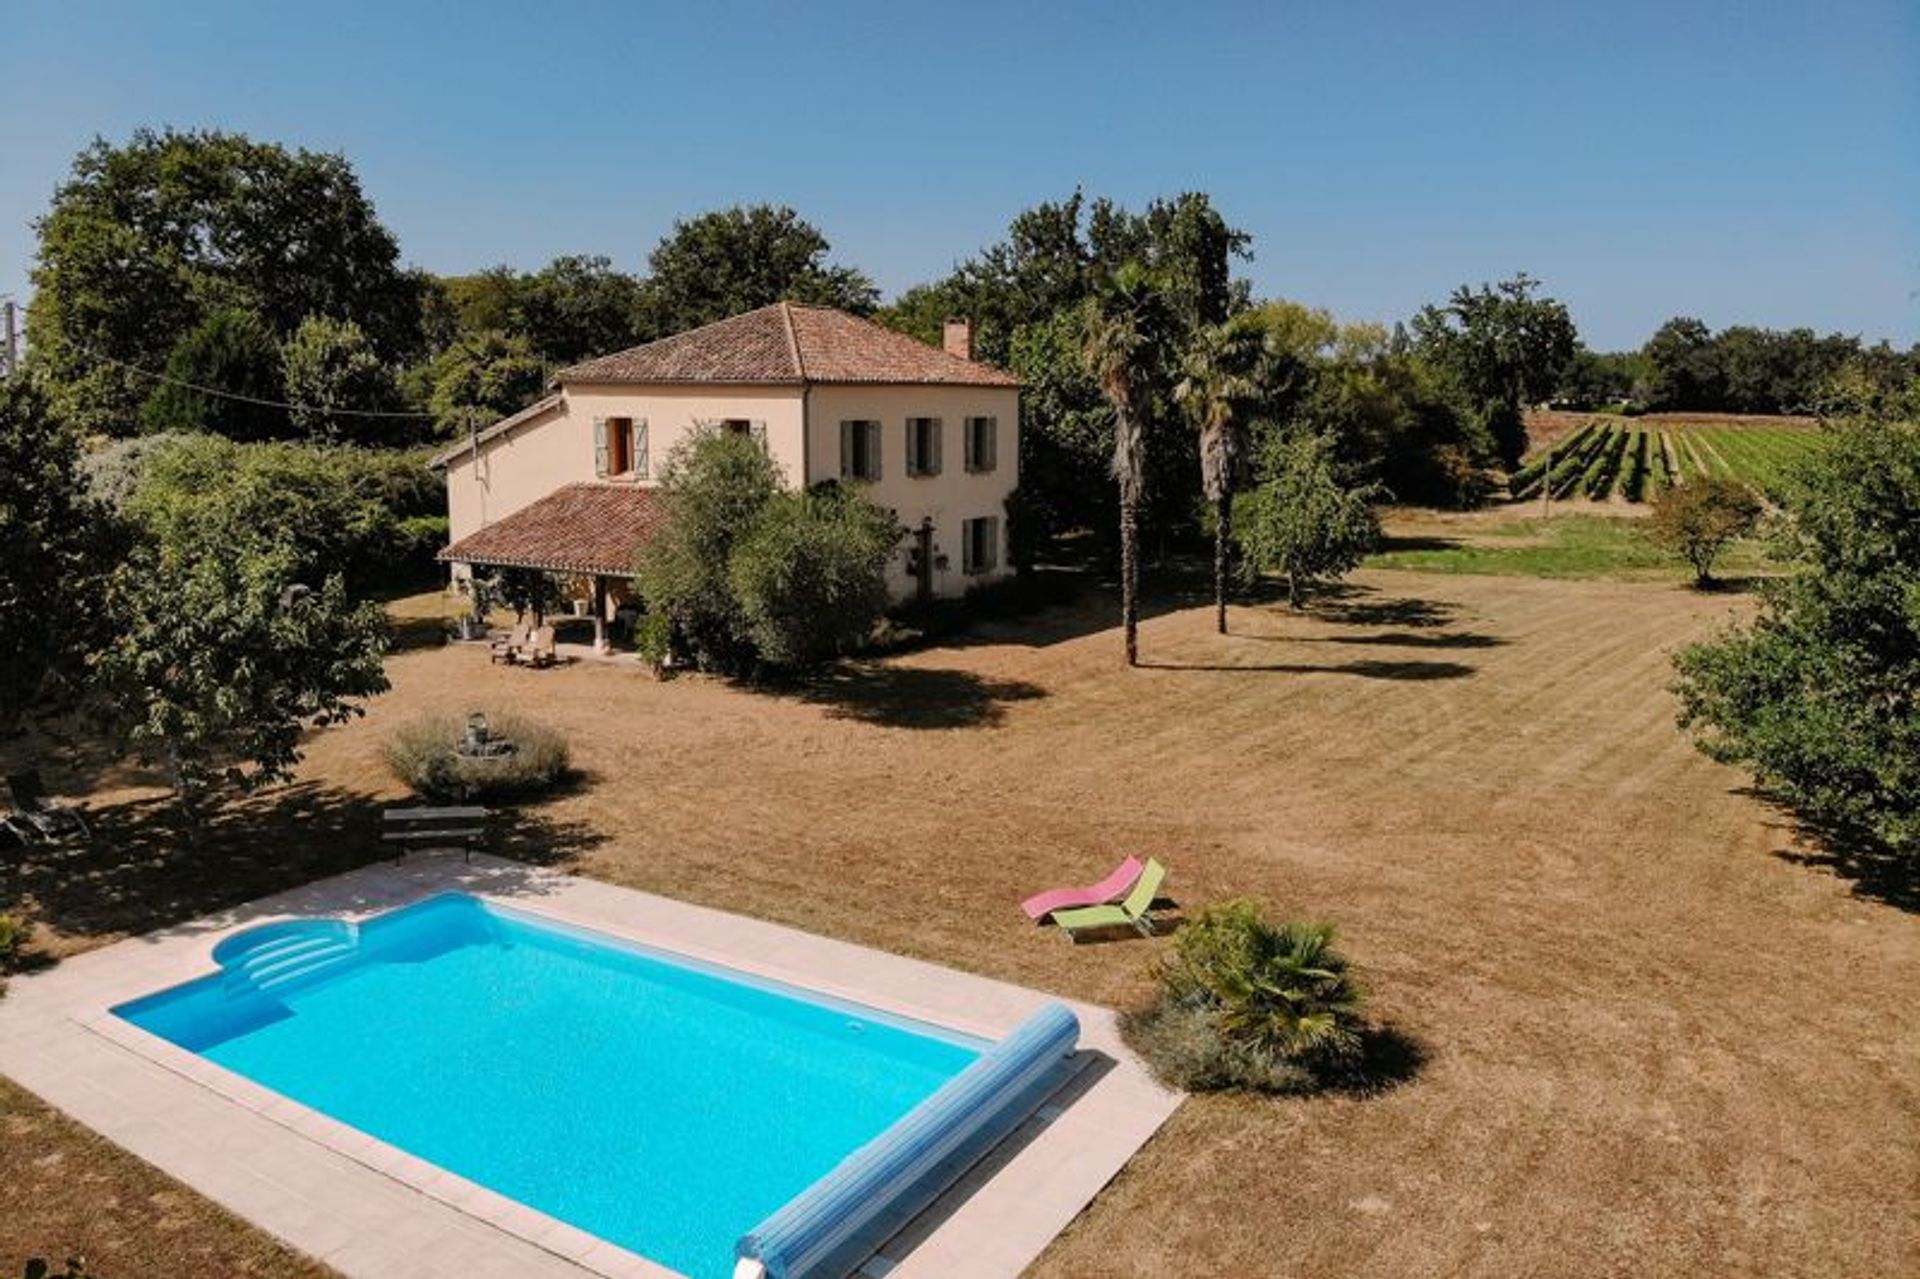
[1175,318,1262,634]
[1083,264,1168,667]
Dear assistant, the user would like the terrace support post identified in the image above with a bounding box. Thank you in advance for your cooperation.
[592,575,609,655]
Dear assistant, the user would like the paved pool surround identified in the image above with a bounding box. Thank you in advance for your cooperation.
[0,852,1180,1279]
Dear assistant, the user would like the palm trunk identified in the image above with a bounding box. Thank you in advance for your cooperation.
[1120,498,1139,666]
[1213,493,1231,634]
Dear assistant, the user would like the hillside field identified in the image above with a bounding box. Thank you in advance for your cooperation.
[1514,412,1832,503]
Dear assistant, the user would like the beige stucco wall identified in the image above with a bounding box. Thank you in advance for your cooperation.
[444,380,1019,602]
[442,385,805,548]
[806,384,1021,599]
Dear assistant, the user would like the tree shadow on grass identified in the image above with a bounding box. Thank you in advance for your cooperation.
[0,780,606,956]
[1303,583,1460,630]
[1138,658,1475,680]
[1738,788,1918,913]
[771,664,1048,729]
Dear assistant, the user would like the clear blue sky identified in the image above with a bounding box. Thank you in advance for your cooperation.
[3,1,1915,349]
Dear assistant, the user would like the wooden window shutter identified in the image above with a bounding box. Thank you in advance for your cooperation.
[983,417,997,472]
[961,519,977,574]
[985,516,1000,570]
[904,419,919,476]
[963,418,976,471]
[929,418,943,475]
[633,419,649,478]
[840,421,853,478]
[867,421,881,480]
[593,418,609,477]
[751,421,768,453]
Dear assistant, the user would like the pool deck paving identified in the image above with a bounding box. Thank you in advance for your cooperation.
[0,852,1181,1279]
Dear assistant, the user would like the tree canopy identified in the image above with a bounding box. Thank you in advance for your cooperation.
[0,377,104,729]
[1410,273,1577,467]
[1674,422,1920,867]
[29,128,424,433]
[634,205,878,338]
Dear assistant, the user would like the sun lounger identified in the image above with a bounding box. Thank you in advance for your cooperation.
[1051,858,1168,941]
[522,625,558,668]
[4,769,91,843]
[1022,856,1144,922]
[490,623,530,664]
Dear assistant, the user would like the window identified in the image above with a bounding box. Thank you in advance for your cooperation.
[715,418,768,452]
[964,416,998,473]
[905,417,942,477]
[962,516,1000,575]
[595,418,648,478]
[839,420,881,481]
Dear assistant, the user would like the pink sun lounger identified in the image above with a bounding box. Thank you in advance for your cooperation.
[1021,856,1145,923]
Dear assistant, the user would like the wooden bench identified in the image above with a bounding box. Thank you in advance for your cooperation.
[381,806,491,862]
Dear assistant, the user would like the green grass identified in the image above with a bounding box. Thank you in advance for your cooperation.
[1514,422,1834,503]
[1369,514,1777,581]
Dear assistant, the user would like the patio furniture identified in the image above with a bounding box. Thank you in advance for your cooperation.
[381,806,490,862]
[489,623,530,664]
[4,770,90,843]
[1021,855,1144,923]
[521,625,558,668]
[1051,858,1169,942]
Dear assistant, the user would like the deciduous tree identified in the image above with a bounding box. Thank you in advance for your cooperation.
[1648,476,1762,586]
[0,378,104,730]
[281,315,402,444]
[1674,422,1920,862]
[139,308,288,439]
[1233,431,1384,608]
[29,129,423,433]
[634,206,877,338]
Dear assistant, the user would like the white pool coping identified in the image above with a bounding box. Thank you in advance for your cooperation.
[0,852,1180,1279]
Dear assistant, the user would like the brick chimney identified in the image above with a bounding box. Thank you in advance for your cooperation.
[943,317,972,362]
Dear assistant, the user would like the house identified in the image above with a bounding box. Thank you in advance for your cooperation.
[433,302,1021,649]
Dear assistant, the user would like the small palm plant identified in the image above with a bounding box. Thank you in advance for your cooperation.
[1123,899,1366,1093]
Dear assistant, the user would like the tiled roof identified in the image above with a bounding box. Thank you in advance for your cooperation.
[555,302,1020,388]
[437,483,667,576]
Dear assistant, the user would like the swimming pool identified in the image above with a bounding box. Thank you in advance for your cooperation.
[113,893,1077,1279]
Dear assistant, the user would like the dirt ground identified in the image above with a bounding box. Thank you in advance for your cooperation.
[5,567,1917,1278]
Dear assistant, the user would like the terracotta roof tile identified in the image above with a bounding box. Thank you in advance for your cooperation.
[555,302,1019,388]
[437,483,666,576]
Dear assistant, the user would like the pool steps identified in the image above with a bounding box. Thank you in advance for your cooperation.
[215,921,359,999]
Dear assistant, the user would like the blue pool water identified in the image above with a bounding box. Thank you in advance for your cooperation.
[115,894,983,1279]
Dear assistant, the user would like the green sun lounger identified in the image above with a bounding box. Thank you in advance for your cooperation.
[1051,858,1167,941]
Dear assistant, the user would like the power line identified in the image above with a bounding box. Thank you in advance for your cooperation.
[85,346,439,419]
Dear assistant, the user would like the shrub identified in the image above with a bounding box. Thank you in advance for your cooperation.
[727,483,899,668]
[1121,900,1366,1093]
[633,428,782,672]
[383,711,572,802]
[1648,476,1763,585]
[0,912,21,962]
[634,609,673,671]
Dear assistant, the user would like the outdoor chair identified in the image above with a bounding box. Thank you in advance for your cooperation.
[1021,855,1144,923]
[522,625,558,669]
[4,770,91,844]
[1051,858,1169,942]
[489,622,531,665]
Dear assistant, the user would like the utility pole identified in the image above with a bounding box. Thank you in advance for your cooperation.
[0,298,16,380]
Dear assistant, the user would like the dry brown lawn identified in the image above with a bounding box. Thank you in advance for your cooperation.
[5,566,1918,1278]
